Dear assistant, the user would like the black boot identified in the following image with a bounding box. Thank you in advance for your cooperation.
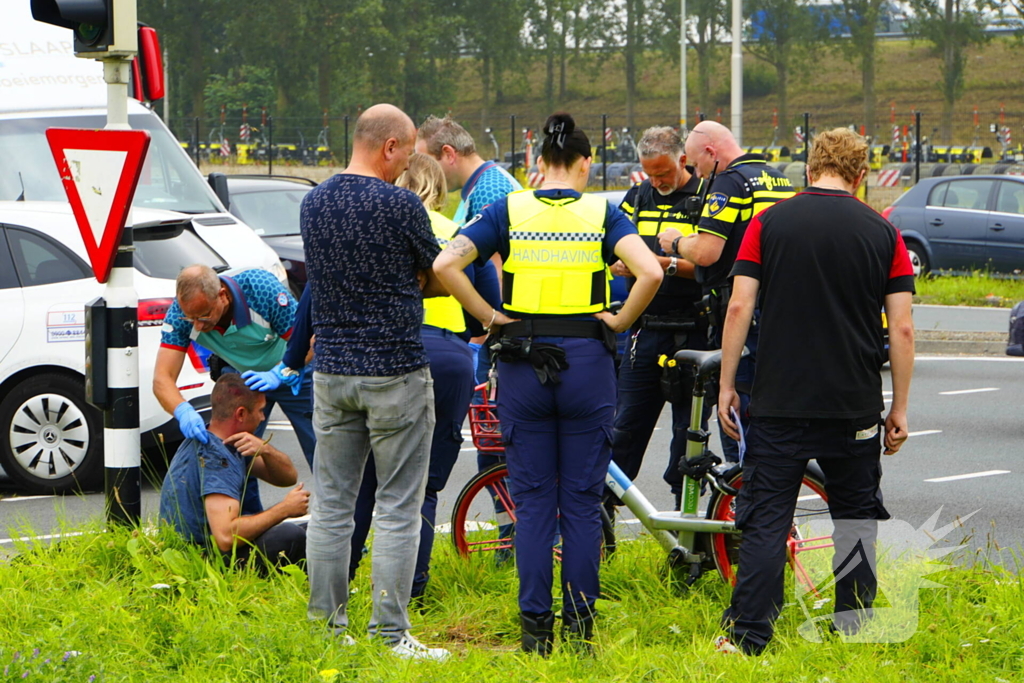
[521,611,554,656]
[562,610,596,655]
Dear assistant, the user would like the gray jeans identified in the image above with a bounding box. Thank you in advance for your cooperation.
[306,367,434,642]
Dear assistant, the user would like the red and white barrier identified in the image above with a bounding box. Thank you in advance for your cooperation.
[630,170,648,184]
[876,169,900,187]
[527,171,545,188]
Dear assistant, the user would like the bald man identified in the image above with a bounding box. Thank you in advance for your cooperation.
[301,103,449,661]
[657,121,795,464]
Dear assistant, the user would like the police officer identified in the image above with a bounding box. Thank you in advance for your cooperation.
[154,265,315,468]
[610,126,707,508]
[434,113,662,655]
[658,121,795,461]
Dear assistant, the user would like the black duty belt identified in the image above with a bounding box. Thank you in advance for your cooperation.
[638,313,704,331]
[501,319,607,340]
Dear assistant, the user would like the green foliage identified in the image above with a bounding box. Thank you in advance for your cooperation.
[915,271,1024,307]
[743,64,778,98]
[203,67,278,116]
[2,519,1023,681]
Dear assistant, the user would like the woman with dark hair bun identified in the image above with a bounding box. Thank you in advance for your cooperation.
[434,112,662,655]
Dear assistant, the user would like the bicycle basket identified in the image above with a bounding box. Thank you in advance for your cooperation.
[468,383,503,452]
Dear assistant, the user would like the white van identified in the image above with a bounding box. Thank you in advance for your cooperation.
[0,5,288,492]
[0,2,287,282]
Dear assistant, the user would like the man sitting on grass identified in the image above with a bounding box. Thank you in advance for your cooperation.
[159,374,310,570]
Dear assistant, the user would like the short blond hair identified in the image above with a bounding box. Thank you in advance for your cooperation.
[807,128,869,185]
[396,154,448,212]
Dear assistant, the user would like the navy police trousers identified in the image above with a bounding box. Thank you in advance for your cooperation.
[498,336,616,619]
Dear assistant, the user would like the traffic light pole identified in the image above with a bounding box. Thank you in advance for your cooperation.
[102,55,142,526]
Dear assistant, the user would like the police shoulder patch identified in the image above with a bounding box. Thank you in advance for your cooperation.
[277,292,289,307]
[706,192,729,217]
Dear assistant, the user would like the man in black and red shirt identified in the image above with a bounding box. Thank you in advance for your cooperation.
[716,128,916,655]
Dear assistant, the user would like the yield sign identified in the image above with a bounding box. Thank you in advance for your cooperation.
[45,128,151,283]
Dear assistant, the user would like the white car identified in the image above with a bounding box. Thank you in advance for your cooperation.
[0,202,220,493]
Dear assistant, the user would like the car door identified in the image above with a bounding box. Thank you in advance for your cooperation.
[0,228,26,363]
[923,178,994,271]
[5,226,99,363]
[985,180,1024,273]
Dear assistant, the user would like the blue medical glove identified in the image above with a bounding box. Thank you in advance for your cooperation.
[242,367,282,393]
[173,402,209,443]
[243,362,302,395]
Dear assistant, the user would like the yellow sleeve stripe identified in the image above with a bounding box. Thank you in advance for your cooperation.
[696,226,728,239]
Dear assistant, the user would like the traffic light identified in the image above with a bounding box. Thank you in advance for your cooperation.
[31,0,137,57]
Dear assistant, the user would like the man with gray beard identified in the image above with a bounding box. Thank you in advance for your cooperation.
[608,126,708,511]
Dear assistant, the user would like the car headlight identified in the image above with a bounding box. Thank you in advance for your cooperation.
[270,260,288,282]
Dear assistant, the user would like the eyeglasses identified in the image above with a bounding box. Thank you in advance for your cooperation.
[182,308,218,325]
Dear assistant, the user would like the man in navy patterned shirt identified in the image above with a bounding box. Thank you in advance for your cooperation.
[301,103,450,661]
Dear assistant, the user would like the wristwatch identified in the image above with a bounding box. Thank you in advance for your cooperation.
[278,366,300,378]
[666,256,678,277]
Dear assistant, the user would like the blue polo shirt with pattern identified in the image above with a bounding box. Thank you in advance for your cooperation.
[300,174,440,377]
[453,161,523,225]
[160,269,296,373]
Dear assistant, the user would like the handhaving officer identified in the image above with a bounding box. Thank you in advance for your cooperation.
[154,265,315,469]
[433,112,662,655]
[658,120,795,464]
[609,126,708,509]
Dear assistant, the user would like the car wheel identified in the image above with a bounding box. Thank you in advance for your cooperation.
[904,241,929,277]
[0,373,104,494]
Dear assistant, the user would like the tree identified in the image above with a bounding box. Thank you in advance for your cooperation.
[461,0,526,136]
[905,0,992,143]
[837,0,889,137]
[744,0,829,135]
[663,0,728,120]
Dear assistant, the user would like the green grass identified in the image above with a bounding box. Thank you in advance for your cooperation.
[915,272,1024,307]
[2,519,1023,682]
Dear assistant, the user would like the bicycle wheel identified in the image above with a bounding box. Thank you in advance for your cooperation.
[450,463,617,560]
[451,463,516,558]
[704,464,830,585]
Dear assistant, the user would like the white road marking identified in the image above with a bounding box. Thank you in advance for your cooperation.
[939,387,999,396]
[1,495,55,503]
[925,470,1011,483]
[0,531,85,545]
[797,494,823,501]
[265,425,295,431]
[908,430,943,437]
[916,356,1024,362]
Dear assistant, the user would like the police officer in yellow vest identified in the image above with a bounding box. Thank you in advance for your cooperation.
[434,113,662,655]
[658,120,795,463]
[347,154,502,599]
[610,126,708,509]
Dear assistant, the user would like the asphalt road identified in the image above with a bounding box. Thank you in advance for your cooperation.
[912,304,1009,333]
[3,354,1024,567]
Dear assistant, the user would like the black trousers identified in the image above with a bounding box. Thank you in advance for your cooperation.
[225,521,307,573]
[723,416,890,654]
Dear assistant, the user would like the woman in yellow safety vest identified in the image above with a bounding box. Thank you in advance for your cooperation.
[434,113,661,655]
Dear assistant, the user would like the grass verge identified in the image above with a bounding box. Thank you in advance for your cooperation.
[1,520,1022,681]
[915,272,1024,308]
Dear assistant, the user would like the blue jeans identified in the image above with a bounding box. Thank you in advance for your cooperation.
[305,367,434,643]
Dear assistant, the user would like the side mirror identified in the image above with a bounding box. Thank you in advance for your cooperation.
[207,172,230,210]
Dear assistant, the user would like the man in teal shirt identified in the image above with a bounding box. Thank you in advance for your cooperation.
[153,264,316,468]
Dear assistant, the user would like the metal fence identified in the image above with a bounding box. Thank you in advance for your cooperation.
[167,105,1024,201]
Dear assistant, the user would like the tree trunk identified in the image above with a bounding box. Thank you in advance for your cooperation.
[495,64,505,105]
[941,0,956,143]
[481,53,491,141]
[776,62,788,141]
[559,15,568,99]
[186,20,204,121]
[625,0,639,130]
[545,22,555,111]
[317,52,331,113]
[696,43,713,116]
[861,37,875,137]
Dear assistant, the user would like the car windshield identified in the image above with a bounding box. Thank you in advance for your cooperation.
[0,114,222,214]
[229,188,310,236]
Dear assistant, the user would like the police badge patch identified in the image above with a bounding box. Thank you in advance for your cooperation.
[706,192,728,217]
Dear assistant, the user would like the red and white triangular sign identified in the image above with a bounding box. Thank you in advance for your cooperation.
[45,128,151,283]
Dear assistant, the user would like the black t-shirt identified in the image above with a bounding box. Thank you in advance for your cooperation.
[619,175,703,316]
[731,188,916,419]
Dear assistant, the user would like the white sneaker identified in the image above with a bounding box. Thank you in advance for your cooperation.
[714,635,742,655]
[389,632,451,662]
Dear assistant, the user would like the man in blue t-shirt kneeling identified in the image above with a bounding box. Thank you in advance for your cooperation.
[159,373,309,571]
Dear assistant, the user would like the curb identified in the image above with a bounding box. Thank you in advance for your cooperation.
[915,339,1006,356]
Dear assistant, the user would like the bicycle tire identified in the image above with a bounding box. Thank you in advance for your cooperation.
[703,464,830,585]
[451,462,617,560]
[451,463,517,557]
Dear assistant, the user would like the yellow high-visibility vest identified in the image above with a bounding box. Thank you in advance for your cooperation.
[502,190,610,315]
[423,210,467,333]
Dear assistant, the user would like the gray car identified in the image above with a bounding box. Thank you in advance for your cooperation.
[882,175,1024,276]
